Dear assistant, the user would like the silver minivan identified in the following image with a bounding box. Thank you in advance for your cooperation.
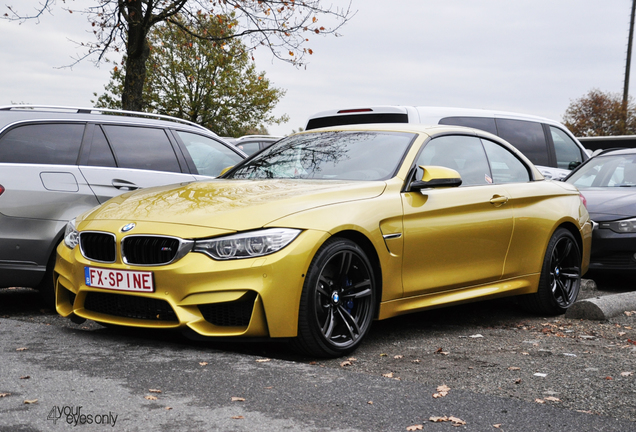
[0,106,245,305]
[305,106,589,181]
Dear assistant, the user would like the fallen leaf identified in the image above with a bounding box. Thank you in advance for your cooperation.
[406,425,423,431]
[231,416,244,419]
[23,399,38,404]
[367,401,373,405]
[412,359,421,363]
[382,372,394,378]
[605,376,613,380]
[621,371,634,377]
[16,347,28,352]
[165,407,172,410]
[199,362,208,366]
[309,361,318,365]
[522,352,530,356]
[494,424,502,429]
[545,396,561,402]
[535,399,545,404]
[449,416,466,426]
[348,357,357,361]
[256,358,271,363]
[19,376,30,380]
[145,395,158,400]
[619,332,627,336]
[231,397,245,402]
[624,311,635,316]
[394,355,404,359]
[0,393,11,397]
[380,353,388,357]
[515,379,522,384]
[428,416,465,426]
[149,389,162,393]
[433,384,451,398]
[340,361,352,367]
[508,367,520,371]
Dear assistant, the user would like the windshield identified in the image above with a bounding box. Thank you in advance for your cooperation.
[227,131,415,181]
[567,154,636,187]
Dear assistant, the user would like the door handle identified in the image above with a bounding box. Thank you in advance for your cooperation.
[112,179,139,191]
[489,195,509,206]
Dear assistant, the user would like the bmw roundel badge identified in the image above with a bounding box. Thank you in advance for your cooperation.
[121,222,136,233]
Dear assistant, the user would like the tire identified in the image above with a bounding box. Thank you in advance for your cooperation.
[293,238,376,358]
[37,252,57,310]
[521,228,581,315]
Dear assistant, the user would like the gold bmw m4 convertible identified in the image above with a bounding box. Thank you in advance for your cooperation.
[54,124,591,357]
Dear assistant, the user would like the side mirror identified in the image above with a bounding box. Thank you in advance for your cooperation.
[409,165,462,191]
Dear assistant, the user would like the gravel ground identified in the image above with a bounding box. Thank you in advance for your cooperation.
[2,278,636,425]
[308,279,636,423]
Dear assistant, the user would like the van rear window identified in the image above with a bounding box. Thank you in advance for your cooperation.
[306,113,408,130]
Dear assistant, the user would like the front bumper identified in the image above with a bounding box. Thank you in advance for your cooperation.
[588,224,636,272]
[54,228,328,338]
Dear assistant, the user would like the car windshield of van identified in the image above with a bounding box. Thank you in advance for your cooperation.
[227,131,415,181]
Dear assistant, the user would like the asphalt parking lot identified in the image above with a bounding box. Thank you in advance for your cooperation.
[1,277,635,431]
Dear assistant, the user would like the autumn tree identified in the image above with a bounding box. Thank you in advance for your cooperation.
[94,14,287,137]
[563,88,636,136]
[3,0,353,112]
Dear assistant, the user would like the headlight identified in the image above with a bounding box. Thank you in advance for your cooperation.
[64,218,80,249]
[601,218,636,233]
[193,228,301,260]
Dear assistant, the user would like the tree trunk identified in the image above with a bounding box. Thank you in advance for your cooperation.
[122,14,150,111]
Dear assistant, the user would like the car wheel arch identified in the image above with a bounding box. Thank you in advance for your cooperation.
[554,221,584,261]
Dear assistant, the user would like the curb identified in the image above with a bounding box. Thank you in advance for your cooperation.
[566,291,636,320]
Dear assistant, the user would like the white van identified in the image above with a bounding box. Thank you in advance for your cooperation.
[305,106,589,180]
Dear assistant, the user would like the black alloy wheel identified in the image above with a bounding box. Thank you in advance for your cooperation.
[521,227,581,315]
[294,238,376,358]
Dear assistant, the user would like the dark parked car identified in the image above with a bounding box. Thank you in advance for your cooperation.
[0,105,245,306]
[232,135,283,156]
[565,148,636,274]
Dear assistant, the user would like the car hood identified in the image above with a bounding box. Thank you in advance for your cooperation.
[578,187,636,221]
[86,179,387,230]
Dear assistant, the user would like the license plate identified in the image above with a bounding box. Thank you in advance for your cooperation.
[84,267,154,293]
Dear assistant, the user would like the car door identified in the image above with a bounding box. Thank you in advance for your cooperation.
[78,124,199,203]
[401,135,514,297]
[0,122,100,280]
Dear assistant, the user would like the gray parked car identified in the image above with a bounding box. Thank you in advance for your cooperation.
[0,105,245,306]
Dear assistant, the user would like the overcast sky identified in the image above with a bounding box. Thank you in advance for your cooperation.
[0,1,633,136]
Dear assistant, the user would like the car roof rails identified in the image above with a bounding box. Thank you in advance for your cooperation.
[0,105,212,134]
[234,135,284,141]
